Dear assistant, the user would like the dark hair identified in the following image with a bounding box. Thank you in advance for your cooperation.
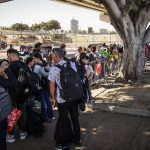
[25,57,33,65]
[34,42,42,48]
[79,52,86,60]
[79,52,86,65]
[78,46,82,52]
[52,48,64,58]
[33,52,42,60]
[7,49,19,57]
[60,43,66,49]
[103,43,106,47]
[88,44,92,49]
[92,46,96,53]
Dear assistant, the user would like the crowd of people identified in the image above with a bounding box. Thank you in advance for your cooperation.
[0,42,124,150]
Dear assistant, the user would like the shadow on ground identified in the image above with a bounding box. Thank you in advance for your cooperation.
[8,110,150,150]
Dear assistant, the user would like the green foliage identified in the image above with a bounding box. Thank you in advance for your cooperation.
[11,23,29,32]
[31,20,61,32]
[30,23,43,31]
[43,20,61,32]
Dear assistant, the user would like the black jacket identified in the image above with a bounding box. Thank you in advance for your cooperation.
[0,68,17,92]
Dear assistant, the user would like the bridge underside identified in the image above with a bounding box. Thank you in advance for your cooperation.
[0,0,12,3]
[51,0,106,12]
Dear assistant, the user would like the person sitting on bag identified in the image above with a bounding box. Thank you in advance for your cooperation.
[0,60,13,150]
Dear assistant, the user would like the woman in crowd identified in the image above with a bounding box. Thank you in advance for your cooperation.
[33,53,55,122]
[0,59,15,150]
[76,52,89,114]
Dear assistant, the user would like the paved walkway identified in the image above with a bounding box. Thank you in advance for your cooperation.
[8,110,150,150]
[93,61,150,115]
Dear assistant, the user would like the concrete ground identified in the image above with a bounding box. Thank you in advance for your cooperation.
[7,110,150,150]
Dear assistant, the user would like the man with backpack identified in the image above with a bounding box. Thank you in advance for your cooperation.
[7,49,29,142]
[49,48,82,150]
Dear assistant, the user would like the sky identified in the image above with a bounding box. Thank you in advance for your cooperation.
[0,0,115,32]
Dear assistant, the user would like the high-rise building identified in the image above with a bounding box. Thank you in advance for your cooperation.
[88,27,93,34]
[70,19,79,34]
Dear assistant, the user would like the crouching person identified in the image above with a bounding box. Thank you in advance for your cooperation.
[49,48,82,150]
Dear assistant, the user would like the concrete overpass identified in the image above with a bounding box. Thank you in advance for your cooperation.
[51,0,110,22]
[0,0,106,13]
[0,0,109,22]
[51,0,106,12]
[0,0,12,3]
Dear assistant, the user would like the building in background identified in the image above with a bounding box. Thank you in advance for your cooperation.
[100,29,108,34]
[70,19,79,34]
[88,27,93,34]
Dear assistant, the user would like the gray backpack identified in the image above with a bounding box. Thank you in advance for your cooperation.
[0,85,12,121]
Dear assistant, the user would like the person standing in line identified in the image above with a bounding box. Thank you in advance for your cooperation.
[49,48,81,150]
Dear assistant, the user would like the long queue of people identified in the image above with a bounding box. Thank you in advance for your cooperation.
[0,42,97,150]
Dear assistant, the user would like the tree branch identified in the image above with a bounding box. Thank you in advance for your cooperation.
[143,25,150,46]
[117,0,126,6]
[100,0,122,20]
[135,2,150,36]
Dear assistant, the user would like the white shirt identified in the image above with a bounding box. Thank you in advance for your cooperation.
[48,60,77,103]
[85,64,94,80]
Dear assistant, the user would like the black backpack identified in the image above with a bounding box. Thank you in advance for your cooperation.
[40,67,49,90]
[17,65,39,98]
[55,61,83,102]
[26,108,45,137]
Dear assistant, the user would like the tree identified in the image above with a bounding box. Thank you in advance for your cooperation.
[96,0,150,81]
[31,20,61,42]
[43,20,61,40]
[11,23,29,37]
[43,20,61,33]
[30,23,46,41]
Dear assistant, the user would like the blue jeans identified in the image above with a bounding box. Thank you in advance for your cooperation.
[0,118,7,150]
[39,89,54,119]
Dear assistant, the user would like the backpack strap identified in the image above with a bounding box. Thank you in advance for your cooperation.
[55,64,64,70]
[66,61,71,68]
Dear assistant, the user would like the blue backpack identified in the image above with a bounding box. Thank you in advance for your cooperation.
[0,85,12,121]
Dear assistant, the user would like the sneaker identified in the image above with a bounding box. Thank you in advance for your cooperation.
[6,134,15,143]
[79,110,84,116]
[51,117,56,120]
[20,132,27,140]
[55,145,63,150]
